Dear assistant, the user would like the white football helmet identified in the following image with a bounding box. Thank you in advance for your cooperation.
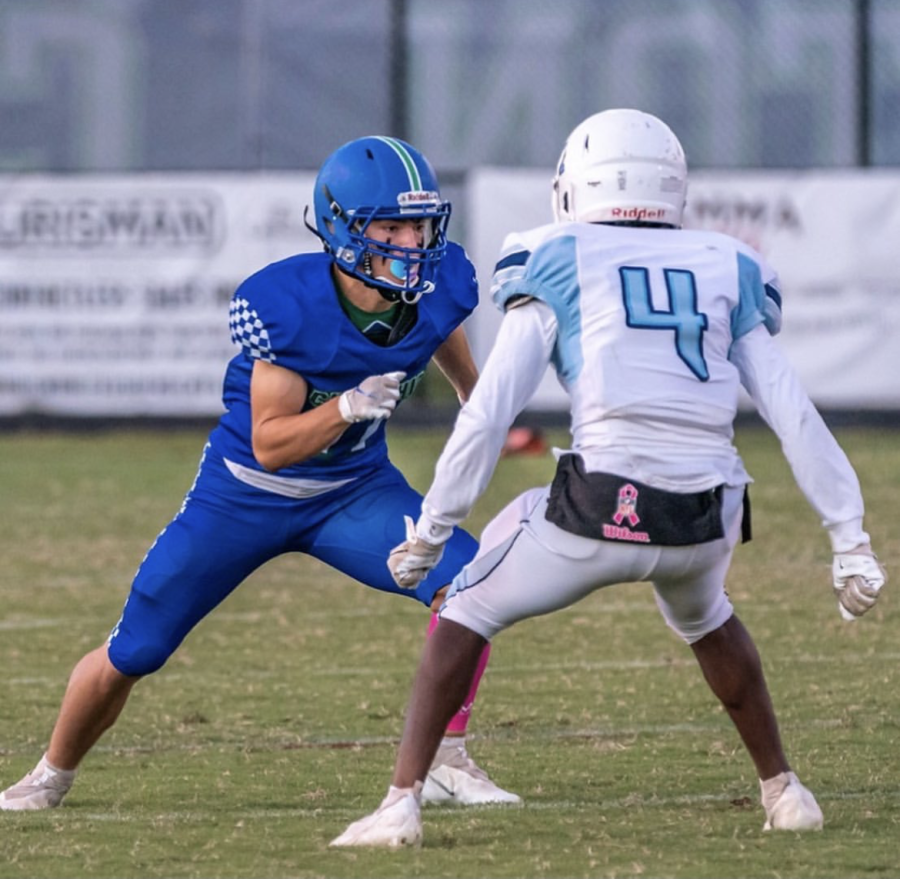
[552,108,687,228]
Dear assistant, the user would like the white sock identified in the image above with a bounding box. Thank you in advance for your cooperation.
[759,770,794,812]
[383,781,423,807]
[38,754,77,785]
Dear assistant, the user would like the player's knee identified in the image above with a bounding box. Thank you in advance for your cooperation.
[665,593,734,645]
[107,637,175,677]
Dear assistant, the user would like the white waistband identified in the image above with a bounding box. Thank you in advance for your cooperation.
[224,458,355,499]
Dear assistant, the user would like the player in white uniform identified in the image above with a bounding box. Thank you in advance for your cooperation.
[331,109,887,847]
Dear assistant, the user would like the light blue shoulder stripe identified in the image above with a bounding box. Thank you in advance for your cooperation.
[500,235,583,383]
[731,252,768,340]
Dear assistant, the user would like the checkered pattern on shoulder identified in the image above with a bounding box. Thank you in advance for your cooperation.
[229,297,276,362]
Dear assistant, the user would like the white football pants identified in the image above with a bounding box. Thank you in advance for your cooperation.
[441,484,744,645]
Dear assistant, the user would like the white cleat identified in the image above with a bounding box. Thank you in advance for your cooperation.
[0,756,75,811]
[761,771,824,831]
[422,740,521,806]
[330,783,423,848]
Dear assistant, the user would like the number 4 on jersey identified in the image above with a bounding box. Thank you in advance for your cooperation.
[619,266,710,381]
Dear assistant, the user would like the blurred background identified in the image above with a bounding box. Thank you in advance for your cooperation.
[2,0,899,422]
[4,0,898,173]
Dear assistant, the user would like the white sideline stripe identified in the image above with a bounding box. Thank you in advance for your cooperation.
[7,677,62,685]
[12,651,900,686]
[47,787,900,824]
[211,601,660,619]
[0,716,846,761]
[0,618,66,631]
[89,716,845,751]
[0,601,659,633]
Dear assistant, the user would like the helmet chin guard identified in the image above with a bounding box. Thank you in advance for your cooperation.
[312,136,451,304]
[552,109,687,229]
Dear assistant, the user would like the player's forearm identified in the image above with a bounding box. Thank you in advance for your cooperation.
[252,398,348,471]
[432,327,479,403]
[419,303,557,542]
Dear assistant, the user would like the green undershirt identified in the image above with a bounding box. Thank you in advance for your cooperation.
[337,288,403,346]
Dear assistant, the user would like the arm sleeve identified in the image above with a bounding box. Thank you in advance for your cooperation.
[729,324,868,552]
[416,300,558,543]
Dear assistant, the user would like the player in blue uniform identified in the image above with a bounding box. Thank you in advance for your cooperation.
[0,136,519,811]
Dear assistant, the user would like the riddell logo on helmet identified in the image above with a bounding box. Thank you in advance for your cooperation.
[610,207,666,220]
[398,190,439,207]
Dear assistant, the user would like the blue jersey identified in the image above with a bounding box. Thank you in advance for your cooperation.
[209,243,478,480]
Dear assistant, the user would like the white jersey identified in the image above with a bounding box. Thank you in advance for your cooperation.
[492,222,782,491]
[419,222,867,553]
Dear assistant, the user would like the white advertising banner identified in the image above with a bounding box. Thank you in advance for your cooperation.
[0,173,319,416]
[2,170,899,417]
[468,168,900,410]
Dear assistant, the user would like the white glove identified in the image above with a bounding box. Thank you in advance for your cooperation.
[832,545,887,622]
[338,371,405,423]
[387,515,446,590]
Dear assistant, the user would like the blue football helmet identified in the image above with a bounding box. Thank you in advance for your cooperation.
[312,136,452,304]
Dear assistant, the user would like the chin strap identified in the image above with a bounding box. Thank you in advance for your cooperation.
[385,302,418,345]
[302,205,329,250]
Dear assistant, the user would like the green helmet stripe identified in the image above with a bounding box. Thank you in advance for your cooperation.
[374,136,423,190]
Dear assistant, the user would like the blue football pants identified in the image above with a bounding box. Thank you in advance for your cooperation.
[107,446,478,676]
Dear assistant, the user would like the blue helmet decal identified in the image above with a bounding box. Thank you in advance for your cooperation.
[312,136,452,304]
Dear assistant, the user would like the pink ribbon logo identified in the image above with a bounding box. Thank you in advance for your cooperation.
[612,483,641,527]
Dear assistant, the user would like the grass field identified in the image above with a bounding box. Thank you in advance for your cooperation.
[0,423,897,879]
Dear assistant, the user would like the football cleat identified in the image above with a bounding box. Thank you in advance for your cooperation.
[330,783,423,848]
[422,740,521,806]
[0,755,75,811]
[761,771,823,831]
